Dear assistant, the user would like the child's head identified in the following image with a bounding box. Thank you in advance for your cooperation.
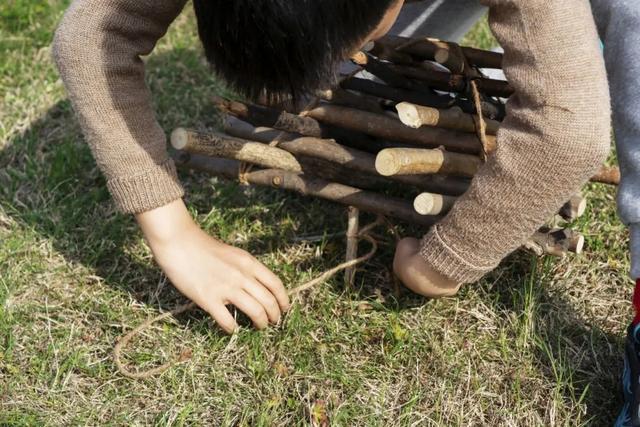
[193,0,403,103]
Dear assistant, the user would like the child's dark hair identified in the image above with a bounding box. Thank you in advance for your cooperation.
[192,0,396,103]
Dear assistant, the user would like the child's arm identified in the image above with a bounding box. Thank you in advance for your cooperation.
[52,0,289,331]
[135,199,289,333]
[396,0,611,291]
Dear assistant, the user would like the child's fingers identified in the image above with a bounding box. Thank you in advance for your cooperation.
[242,279,281,324]
[229,290,270,330]
[250,262,290,312]
[204,301,238,334]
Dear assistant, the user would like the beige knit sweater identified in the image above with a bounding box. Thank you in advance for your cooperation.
[52,0,611,284]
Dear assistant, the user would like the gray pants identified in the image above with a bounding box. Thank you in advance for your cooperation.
[590,0,640,279]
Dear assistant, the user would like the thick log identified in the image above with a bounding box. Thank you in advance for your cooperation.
[223,117,471,195]
[170,128,302,172]
[413,192,457,216]
[559,194,587,222]
[173,152,441,227]
[590,166,620,185]
[304,103,489,155]
[375,147,481,178]
[396,103,500,135]
[390,64,514,98]
[213,96,325,138]
[375,35,504,69]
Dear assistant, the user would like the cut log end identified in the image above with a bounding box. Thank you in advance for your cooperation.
[559,194,587,221]
[375,150,401,176]
[413,192,456,216]
[414,193,439,216]
[396,102,426,129]
[571,234,585,255]
[170,128,189,150]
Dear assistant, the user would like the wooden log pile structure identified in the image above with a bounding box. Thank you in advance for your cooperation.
[170,35,619,275]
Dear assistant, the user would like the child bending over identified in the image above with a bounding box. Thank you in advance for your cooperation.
[53,0,610,333]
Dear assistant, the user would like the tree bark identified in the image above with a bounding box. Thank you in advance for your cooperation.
[173,152,442,227]
[223,117,471,195]
[174,152,579,258]
[305,103,488,155]
[170,128,302,173]
[213,96,325,138]
[374,35,504,69]
[396,103,500,135]
[375,147,481,178]
[590,166,620,185]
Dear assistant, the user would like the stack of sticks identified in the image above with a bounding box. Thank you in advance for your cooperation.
[170,35,619,265]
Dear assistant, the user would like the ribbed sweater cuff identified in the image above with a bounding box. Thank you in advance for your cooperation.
[106,158,185,214]
[419,225,498,284]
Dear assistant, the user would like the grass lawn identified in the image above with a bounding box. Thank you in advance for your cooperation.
[0,1,631,425]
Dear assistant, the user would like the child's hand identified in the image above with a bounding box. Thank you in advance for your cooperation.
[393,237,461,298]
[135,200,290,333]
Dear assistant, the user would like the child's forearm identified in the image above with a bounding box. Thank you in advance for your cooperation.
[52,0,188,215]
[135,199,197,249]
[418,0,611,284]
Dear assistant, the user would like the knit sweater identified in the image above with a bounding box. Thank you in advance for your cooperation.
[52,0,611,284]
[419,0,611,283]
[53,0,188,214]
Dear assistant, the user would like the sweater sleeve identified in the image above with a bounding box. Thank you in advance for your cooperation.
[418,0,611,284]
[52,0,188,214]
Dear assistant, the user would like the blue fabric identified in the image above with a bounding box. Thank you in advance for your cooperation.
[615,324,640,426]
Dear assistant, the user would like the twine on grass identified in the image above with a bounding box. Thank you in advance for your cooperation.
[113,215,386,380]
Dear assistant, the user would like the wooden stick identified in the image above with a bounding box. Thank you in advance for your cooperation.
[396,103,500,135]
[375,35,503,69]
[413,192,457,216]
[305,103,489,155]
[559,194,587,222]
[590,166,620,185]
[218,97,489,154]
[345,207,360,287]
[341,77,505,121]
[170,128,302,172]
[213,96,325,138]
[222,116,298,142]
[525,228,585,257]
[350,52,454,109]
[174,152,579,258]
[375,147,481,178]
[173,152,442,227]
[390,64,514,98]
[316,87,385,114]
[223,117,471,195]
[341,77,452,110]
